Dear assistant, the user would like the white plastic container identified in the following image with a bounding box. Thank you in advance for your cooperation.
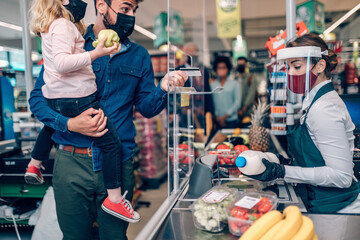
[191,186,239,233]
[235,150,279,175]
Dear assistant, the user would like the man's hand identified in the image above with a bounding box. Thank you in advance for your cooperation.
[161,70,188,92]
[90,37,121,61]
[67,108,108,137]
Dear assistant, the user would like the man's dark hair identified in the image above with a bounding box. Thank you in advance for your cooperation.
[237,56,248,63]
[213,56,232,72]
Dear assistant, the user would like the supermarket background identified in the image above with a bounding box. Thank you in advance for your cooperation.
[0,0,360,239]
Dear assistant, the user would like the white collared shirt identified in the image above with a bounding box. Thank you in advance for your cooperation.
[284,80,356,188]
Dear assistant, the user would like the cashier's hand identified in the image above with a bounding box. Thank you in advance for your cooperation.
[67,108,108,137]
[161,70,188,92]
[243,159,285,182]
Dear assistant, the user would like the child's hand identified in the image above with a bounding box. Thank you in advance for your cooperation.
[90,37,121,61]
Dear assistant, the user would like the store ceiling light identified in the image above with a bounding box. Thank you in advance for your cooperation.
[0,21,35,36]
[134,24,157,40]
[323,3,360,36]
[0,21,22,31]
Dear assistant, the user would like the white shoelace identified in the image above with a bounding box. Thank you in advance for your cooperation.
[121,190,134,215]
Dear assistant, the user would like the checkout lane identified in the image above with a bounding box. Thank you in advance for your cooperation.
[136,129,360,240]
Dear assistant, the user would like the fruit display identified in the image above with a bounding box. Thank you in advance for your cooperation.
[134,111,167,179]
[92,29,120,47]
[249,100,270,152]
[227,191,278,236]
[169,143,194,165]
[208,150,237,165]
[191,186,239,233]
[239,205,317,240]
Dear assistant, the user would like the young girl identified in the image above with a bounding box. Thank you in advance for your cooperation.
[27,0,140,223]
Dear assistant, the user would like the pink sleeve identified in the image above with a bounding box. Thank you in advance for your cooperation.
[50,20,91,74]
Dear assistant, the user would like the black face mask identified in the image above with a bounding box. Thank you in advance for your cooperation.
[237,64,245,73]
[64,0,87,23]
[103,3,135,40]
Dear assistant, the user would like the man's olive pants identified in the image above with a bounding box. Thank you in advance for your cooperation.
[53,148,134,240]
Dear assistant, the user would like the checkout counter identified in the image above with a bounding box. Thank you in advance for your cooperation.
[136,129,360,240]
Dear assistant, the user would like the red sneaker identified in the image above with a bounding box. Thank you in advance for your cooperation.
[101,191,141,223]
[24,166,44,184]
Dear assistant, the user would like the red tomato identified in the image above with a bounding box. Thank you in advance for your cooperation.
[258,202,272,213]
[233,145,249,152]
[178,151,186,160]
[216,144,231,150]
[231,207,249,219]
[233,145,243,152]
[208,151,219,155]
[178,143,189,150]
[258,197,271,205]
[230,208,238,217]
[219,159,226,165]
[225,158,232,164]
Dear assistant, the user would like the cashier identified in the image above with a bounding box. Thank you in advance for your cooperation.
[245,33,360,214]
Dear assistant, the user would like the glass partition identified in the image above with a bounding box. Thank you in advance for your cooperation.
[166,0,222,194]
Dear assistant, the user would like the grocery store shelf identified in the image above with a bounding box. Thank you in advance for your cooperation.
[271,130,287,135]
[271,113,287,118]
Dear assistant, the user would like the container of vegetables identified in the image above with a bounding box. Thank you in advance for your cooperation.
[227,190,278,236]
[191,186,239,233]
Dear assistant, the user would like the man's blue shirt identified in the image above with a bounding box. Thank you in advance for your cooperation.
[29,25,167,170]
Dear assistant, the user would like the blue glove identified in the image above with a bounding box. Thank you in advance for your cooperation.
[243,159,285,182]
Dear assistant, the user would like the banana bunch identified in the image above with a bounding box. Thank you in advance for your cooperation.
[239,206,318,240]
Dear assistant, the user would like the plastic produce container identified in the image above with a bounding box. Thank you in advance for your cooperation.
[191,186,239,233]
[227,190,278,236]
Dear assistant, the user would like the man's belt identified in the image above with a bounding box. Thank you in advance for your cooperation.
[58,144,92,157]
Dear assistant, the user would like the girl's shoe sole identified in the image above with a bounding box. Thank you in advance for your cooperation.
[24,173,44,185]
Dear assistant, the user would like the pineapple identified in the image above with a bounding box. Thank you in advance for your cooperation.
[249,100,270,152]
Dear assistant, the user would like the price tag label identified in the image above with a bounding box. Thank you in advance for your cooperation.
[180,94,190,107]
[235,196,260,209]
[202,191,229,203]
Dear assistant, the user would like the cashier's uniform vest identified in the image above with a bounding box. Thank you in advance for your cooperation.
[287,82,360,213]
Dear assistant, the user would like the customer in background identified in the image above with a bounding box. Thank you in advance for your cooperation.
[211,56,241,128]
[183,43,214,133]
[236,57,259,123]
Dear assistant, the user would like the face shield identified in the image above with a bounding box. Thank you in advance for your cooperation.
[270,46,326,135]
[276,46,324,98]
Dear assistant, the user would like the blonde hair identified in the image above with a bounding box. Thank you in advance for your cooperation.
[29,0,85,37]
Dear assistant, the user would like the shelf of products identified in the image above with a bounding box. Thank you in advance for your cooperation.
[149,50,167,79]
[134,110,167,189]
[269,70,288,135]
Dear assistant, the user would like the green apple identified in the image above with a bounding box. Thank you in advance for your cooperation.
[92,29,120,48]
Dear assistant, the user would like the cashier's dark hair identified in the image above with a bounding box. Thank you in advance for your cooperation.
[286,33,338,79]
[213,56,233,73]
